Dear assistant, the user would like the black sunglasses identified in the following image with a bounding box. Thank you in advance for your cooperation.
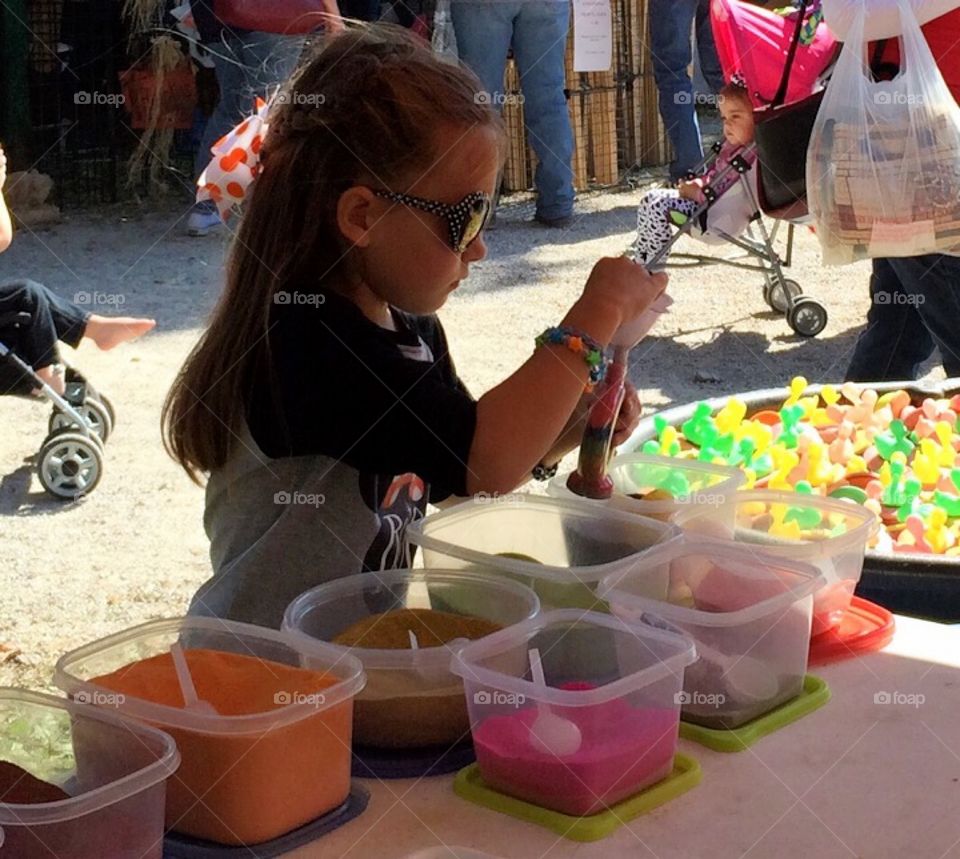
[372,189,492,253]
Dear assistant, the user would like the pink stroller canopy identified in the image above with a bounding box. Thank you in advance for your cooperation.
[711,0,838,108]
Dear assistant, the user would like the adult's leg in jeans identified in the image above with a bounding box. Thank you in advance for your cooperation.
[889,253,960,379]
[194,32,305,200]
[650,0,703,181]
[845,259,934,382]
[512,0,574,220]
[0,279,88,370]
[695,0,725,93]
[450,2,515,106]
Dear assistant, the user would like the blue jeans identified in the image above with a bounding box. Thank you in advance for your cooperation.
[194,31,305,209]
[650,0,725,181]
[0,279,89,394]
[845,255,960,382]
[452,0,575,220]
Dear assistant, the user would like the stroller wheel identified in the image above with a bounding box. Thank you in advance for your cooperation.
[766,278,802,313]
[49,397,113,442]
[37,431,104,499]
[787,298,828,338]
[91,393,116,429]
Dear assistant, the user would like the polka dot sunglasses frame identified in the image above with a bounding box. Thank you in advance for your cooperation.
[372,189,492,253]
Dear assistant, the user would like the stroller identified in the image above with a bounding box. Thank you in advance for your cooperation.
[640,0,837,338]
[1,310,113,499]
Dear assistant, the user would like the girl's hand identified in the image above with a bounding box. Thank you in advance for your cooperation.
[580,256,668,333]
[677,180,700,201]
[612,380,641,448]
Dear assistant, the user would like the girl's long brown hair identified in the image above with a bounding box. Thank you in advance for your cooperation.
[163,26,503,483]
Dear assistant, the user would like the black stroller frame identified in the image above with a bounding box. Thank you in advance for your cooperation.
[1,310,114,500]
[637,139,828,337]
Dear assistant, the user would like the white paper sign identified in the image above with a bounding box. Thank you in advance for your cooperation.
[573,0,612,72]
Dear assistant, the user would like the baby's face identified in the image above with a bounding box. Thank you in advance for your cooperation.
[719,97,755,148]
[361,124,502,316]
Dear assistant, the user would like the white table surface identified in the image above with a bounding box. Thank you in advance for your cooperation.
[288,616,960,859]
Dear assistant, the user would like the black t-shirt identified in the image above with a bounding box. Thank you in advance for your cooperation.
[248,290,477,498]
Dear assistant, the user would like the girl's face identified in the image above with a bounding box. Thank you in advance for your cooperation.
[357,124,502,317]
[719,96,755,148]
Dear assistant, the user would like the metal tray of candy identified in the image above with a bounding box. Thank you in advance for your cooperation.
[625,379,960,622]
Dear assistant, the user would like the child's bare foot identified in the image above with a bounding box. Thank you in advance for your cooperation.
[34,364,65,396]
[84,315,156,351]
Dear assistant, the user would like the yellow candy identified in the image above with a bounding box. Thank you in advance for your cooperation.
[846,455,868,476]
[660,425,679,455]
[784,376,808,406]
[922,509,953,554]
[914,441,941,486]
[715,399,747,435]
[821,385,840,407]
[934,422,956,467]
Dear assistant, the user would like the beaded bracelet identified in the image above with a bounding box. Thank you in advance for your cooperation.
[535,326,607,389]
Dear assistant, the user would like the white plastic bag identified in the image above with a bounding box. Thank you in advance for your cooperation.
[807,0,960,265]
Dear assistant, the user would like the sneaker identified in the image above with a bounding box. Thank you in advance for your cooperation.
[186,208,223,237]
[533,212,574,228]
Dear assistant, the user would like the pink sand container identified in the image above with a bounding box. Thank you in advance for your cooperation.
[451,610,696,817]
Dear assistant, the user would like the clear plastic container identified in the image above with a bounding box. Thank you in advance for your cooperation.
[283,570,540,749]
[53,617,365,846]
[0,688,179,859]
[406,495,680,610]
[450,609,696,817]
[403,849,504,859]
[599,540,824,729]
[674,490,878,636]
[548,453,745,535]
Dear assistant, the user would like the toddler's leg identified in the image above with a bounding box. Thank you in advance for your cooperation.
[635,189,698,264]
[0,280,67,390]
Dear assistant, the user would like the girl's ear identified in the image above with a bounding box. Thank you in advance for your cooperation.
[336,186,378,247]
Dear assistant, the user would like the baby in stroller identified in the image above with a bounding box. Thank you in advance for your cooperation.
[634,79,757,267]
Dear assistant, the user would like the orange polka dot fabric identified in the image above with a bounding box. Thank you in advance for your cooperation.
[196,97,270,220]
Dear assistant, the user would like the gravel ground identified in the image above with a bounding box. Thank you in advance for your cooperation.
[0,186,942,693]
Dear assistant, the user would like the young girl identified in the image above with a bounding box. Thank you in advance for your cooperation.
[163,27,667,629]
[0,145,155,395]
[634,81,757,266]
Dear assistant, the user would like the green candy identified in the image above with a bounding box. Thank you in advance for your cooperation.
[828,486,868,504]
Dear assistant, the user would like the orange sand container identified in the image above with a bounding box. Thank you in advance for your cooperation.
[54,619,365,847]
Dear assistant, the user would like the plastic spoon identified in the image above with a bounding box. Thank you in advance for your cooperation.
[692,641,779,704]
[527,648,582,757]
[171,641,217,714]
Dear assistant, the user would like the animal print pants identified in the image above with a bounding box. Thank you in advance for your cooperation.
[635,188,699,264]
